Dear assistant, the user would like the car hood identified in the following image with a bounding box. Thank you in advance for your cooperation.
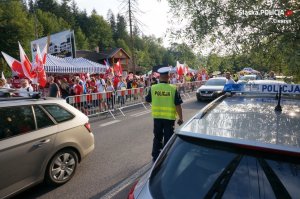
[198,85,224,91]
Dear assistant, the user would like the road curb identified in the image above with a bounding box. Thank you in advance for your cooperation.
[99,162,153,199]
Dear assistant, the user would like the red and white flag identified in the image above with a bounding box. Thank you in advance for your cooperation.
[1,71,5,80]
[32,45,47,87]
[40,45,47,65]
[1,52,25,78]
[176,61,184,76]
[104,59,110,70]
[184,63,189,75]
[114,59,123,76]
[18,42,33,80]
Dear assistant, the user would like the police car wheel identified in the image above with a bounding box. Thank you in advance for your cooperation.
[45,149,78,186]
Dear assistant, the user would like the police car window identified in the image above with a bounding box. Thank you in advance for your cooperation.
[0,106,35,140]
[149,136,300,199]
[34,106,55,129]
[42,104,74,123]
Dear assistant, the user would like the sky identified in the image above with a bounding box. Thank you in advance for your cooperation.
[75,0,172,46]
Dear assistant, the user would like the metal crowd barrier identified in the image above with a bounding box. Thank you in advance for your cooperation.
[65,81,205,118]
[66,87,146,118]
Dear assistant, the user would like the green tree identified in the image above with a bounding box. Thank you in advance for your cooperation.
[35,0,60,15]
[74,27,89,50]
[85,10,114,50]
[58,0,75,27]
[115,14,130,43]
[0,1,35,59]
[165,0,300,79]
[35,9,70,36]
[115,39,130,54]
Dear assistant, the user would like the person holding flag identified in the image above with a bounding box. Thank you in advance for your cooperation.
[19,79,33,97]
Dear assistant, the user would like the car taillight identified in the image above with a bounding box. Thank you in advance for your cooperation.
[84,123,92,132]
[127,181,138,199]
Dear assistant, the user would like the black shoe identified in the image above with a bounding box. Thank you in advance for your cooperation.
[152,158,157,163]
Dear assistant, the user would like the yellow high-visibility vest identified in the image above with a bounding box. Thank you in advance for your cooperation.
[151,83,176,120]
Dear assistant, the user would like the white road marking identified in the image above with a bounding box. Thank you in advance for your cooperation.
[99,162,153,199]
[130,110,151,117]
[99,120,121,127]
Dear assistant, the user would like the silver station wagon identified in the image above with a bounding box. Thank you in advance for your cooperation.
[129,83,300,199]
[0,94,94,198]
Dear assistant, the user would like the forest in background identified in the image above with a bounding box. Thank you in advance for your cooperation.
[0,0,299,81]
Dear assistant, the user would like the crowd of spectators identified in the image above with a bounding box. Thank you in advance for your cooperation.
[0,69,284,98]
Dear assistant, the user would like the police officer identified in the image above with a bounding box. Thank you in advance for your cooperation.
[145,67,184,162]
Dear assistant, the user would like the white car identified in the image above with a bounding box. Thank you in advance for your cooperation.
[0,93,94,198]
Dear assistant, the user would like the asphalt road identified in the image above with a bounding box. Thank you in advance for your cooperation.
[12,97,208,199]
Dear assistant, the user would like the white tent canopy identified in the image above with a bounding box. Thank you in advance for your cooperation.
[44,54,107,74]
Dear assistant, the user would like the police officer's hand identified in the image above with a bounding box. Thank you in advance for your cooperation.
[177,119,184,126]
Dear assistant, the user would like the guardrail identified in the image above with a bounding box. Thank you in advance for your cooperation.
[66,81,205,118]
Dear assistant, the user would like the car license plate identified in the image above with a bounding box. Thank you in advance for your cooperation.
[201,93,212,96]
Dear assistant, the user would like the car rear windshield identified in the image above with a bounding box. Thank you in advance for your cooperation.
[149,135,300,199]
[205,79,226,86]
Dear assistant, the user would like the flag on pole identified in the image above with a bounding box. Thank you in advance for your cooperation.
[176,61,184,76]
[183,63,189,75]
[18,42,33,80]
[40,44,47,64]
[1,52,25,78]
[1,71,5,80]
[104,59,110,70]
[32,45,47,87]
[114,59,122,76]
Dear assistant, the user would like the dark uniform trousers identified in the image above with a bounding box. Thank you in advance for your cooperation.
[152,118,175,161]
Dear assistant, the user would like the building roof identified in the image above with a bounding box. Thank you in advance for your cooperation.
[44,54,106,74]
[99,48,131,60]
[76,48,130,63]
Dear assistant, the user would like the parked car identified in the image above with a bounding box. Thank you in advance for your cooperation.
[0,93,95,198]
[196,77,226,101]
[237,74,257,84]
[129,83,300,199]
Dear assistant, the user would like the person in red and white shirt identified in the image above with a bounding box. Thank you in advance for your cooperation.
[74,78,83,95]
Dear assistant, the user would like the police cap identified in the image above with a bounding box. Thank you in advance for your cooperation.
[157,67,171,75]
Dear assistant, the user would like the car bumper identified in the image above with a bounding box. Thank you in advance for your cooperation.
[196,92,223,100]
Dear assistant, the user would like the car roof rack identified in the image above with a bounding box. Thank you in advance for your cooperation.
[0,88,43,101]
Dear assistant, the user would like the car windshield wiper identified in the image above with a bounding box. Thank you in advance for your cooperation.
[204,155,242,199]
[258,159,292,199]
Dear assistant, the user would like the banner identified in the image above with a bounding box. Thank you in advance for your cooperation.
[31,30,76,60]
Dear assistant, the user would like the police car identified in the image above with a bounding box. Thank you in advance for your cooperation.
[0,90,94,198]
[128,83,300,199]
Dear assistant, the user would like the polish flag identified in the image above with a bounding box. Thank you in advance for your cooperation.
[40,45,47,64]
[104,59,110,70]
[176,61,184,76]
[1,71,5,80]
[114,59,123,76]
[1,52,25,78]
[184,64,189,75]
[18,42,33,80]
[32,45,47,87]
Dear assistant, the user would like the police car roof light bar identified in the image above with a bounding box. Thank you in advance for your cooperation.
[223,83,300,95]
